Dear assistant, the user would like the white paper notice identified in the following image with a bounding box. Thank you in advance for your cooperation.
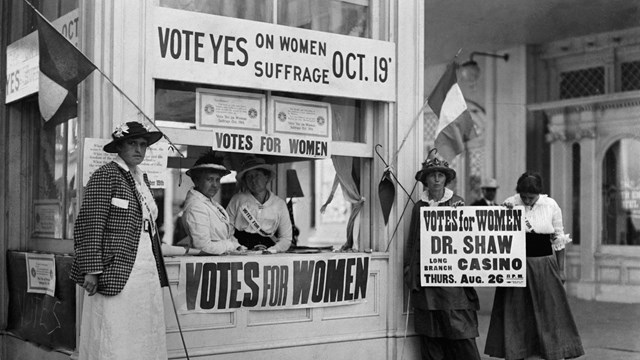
[26,253,56,297]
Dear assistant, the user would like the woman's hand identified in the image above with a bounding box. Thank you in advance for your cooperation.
[502,202,514,209]
[83,274,99,296]
[558,268,566,284]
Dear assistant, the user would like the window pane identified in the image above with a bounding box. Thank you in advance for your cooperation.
[159,0,272,22]
[307,159,352,247]
[278,0,370,38]
[67,119,79,238]
[602,139,640,245]
[35,120,72,239]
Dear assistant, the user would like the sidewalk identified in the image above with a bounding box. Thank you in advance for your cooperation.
[475,288,640,360]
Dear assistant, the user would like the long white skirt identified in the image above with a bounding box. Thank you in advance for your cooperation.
[79,232,167,360]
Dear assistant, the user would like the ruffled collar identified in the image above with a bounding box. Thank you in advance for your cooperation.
[420,187,454,206]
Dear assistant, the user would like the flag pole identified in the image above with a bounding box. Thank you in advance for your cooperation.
[23,0,185,159]
[384,181,417,253]
[391,49,463,167]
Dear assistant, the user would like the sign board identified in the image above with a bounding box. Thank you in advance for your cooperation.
[152,7,396,102]
[196,89,265,131]
[270,96,331,137]
[420,206,527,287]
[177,253,370,313]
[6,10,79,104]
[82,138,169,188]
[33,200,63,238]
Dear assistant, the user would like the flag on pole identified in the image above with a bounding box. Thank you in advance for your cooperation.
[36,14,96,126]
[428,62,477,162]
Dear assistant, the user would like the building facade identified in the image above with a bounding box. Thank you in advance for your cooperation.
[1,1,639,359]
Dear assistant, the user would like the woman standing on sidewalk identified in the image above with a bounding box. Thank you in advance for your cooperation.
[405,149,482,360]
[484,172,584,360]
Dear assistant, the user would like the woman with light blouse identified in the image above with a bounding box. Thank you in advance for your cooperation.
[226,156,292,253]
[177,150,245,255]
[484,172,584,360]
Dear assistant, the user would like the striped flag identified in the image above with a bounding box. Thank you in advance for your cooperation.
[428,62,477,161]
[36,14,96,126]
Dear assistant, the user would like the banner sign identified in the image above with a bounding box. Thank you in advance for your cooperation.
[420,206,526,287]
[211,130,330,159]
[6,10,79,104]
[177,254,370,313]
[82,138,169,188]
[152,7,396,102]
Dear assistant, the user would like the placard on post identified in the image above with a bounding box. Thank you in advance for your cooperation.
[420,206,527,287]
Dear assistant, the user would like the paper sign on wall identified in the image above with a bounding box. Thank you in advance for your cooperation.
[82,138,169,188]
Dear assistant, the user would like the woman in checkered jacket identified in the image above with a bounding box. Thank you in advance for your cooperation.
[70,121,168,360]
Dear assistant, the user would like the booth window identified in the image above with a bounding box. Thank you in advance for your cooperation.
[602,138,640,246]
[160,0,372,38]
[155,80,375,250]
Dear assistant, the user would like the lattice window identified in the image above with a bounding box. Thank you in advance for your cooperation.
[621,61,640,92]
[559,67,605,99]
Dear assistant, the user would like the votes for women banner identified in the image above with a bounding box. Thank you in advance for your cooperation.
[177,253,370,313]
[420,206,526,287]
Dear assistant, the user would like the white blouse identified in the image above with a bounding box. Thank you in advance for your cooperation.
[504,194,572,250]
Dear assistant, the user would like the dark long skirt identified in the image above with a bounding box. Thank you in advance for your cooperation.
[484,255,584,359]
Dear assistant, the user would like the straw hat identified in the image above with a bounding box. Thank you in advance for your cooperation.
[186,150,230,177]
[481,178,499,189]
[414,148,456,184]
[236,156,275,182]
[103,121,163,153]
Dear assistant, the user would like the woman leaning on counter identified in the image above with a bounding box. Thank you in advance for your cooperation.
[176,150,246,255]
[226,155,293,253]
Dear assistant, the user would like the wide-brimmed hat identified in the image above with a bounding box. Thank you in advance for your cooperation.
[236,156,275,182]
[481,178,499,189]
[103,121,163,153]
[186,150,230,177]
[415,148,456,184]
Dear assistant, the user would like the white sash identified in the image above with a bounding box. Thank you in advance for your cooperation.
[239,205,279,242]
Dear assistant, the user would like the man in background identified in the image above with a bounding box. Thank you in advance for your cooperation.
[472,178,499,206]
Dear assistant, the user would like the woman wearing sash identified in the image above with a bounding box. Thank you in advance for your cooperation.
[226,156,293,253]
[177,150,245,255]
[484,172,584,359]
[70,121,167,359]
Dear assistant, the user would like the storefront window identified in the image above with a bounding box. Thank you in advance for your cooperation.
[155,81,365,143]
[34,117,78,239]
[5,0,79,241]
[159,0,371,38]
[602,139,640,245]
[278,0,369,38]
[159,0,272,22]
